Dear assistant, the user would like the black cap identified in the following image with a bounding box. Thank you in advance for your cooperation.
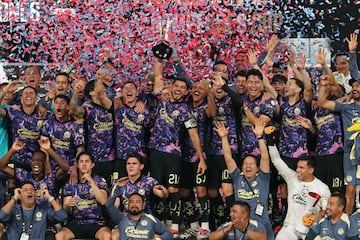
[349,78,360,86]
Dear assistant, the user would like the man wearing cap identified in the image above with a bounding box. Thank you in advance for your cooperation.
[318,76,360,214]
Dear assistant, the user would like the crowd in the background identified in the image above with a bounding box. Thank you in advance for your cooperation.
[0,33,360,240]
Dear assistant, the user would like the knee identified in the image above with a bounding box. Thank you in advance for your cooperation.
[207,188,218,198]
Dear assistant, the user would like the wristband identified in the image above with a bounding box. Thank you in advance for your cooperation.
[222,228,228,235]
[11,197,17,203]
[257,136,263,140]
[48,197,55,203]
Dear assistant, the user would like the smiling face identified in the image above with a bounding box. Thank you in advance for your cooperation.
[21,87,37,107]
[351,81,360,101]
[296,160,314,182]
[235,75,247,95]
[171,80,188,102]
[284,79,301,98]
[31,152,45,177]
[192,81,207,104]
[122,82,138,105]
[241,156,259,180]
[325,196,344,219]
[246,74,263,100]
[55,74,70,95]
[334,55,349,75]
[20,183,36,208]
[128,194,145,216]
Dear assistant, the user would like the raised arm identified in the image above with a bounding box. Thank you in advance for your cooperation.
[0,140,25,176]
[153,58,165,95]
[253,120,270,173]
[292,53,313,103]
[38,136,70,172]
[317,76,336,111]
[69,80,85,117]
[248,49,278,99]
[314,48,343,97]
[0,81,19,117]
[214,121,237,173]
[347,33,360,80]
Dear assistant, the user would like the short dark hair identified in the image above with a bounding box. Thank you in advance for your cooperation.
[290,78,304,92]
[32,150,46,162]
[56,72,70,80]
[129,192,145,202]
[126,153,144,164]
[84,80,95,99]
[54,94,70,104]
[235,70,247,78]
[122,81,137,89]
[76,152,94,163]
[22,86,38,95]
[299,157,316,169]
[20,180,35,189]
[272,74,287,84]
[173,78,191,89]
[242,154,260,168]
[246,69,263,81]
[331,192,346,209]
[232,200,251,217]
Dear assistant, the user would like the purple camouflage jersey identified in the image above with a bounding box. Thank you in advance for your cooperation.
[149,101,196,155]
[7,107,45,165]
[210,95,238,156]
[63,175,108,224]
[83,101,115,163]
[111,175,158,213]
[278,97,309,158]
[183,102,208,163]
[41,115,85,167]
[15,168,56,205]
[313,105,344,155]
[115,104,151,160]
[241,95,275,157]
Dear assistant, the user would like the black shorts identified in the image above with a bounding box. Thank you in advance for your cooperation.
[149,150,182,188]
[207,155,233,189]
[180,161,207,189]
[64,222,106,239]
[313,153,344,193]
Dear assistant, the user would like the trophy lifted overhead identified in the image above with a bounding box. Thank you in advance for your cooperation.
[152,19,173,60]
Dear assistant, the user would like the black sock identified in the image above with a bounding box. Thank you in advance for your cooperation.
[169,192,182,224]
[198,195,210,223]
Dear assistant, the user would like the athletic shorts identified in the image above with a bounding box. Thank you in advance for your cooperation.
[207,155,233,189]
[313,152,344,193]
[149,150,182,188]
[64,222,106,239]
[343,152,360,186]
[180,161,207,189]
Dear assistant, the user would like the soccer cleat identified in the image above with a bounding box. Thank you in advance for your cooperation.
[179,227,199,239]
[196,228,210,239]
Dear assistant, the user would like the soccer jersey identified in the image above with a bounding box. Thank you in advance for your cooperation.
[15,168,56,204]
[210,95,238,156]
[0,203,67,240]
[309,213,358,240]
[83,101,115,163]
[114,103,151,160]
[111,175,158,213]
[241,94,276,157]
[7,107,45,165]
[41,115,84,167]
[269,146,331,235]
[217,219,266,240]
[106,196,172,240]
[149,101,196,155]
[313,101,343,156]
[63,175,108,224]
[182,102,208,163]
[278,97,310,158]
[0,114,10,158]
[230,168,270,223]
[350,209,360,239]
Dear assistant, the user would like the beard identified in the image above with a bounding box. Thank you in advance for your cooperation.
[129,208,144,216]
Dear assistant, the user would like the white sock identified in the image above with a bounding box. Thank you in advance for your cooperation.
[201,222,210,230]
[190,221,200,229]
[170,223,179,231]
